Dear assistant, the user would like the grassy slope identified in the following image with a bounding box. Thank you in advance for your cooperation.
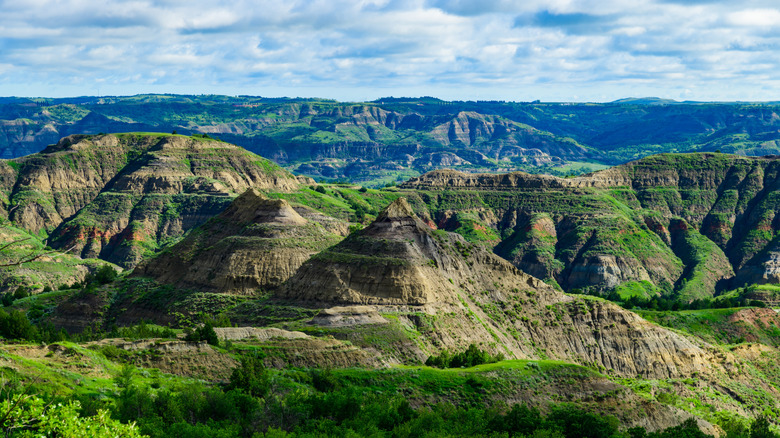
[638,307,780,346]
[0,222,115,293]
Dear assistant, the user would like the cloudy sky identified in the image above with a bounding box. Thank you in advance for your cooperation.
[1,0,779,102]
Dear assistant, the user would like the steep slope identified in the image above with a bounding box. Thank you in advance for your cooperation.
[403,153,780,297]
[0,133,301,268]
[278,197,508,305]
[133,188,345,294]
[0,221,117,293]
[279,198,713,379]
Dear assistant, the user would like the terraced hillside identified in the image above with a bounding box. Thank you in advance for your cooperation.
[134,188,346,294]
[0,133,302,267]
[402,153,780,300]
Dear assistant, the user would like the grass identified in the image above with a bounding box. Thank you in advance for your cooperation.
[611,281,662,300]
[326,359,607,407]
[636,307,780,346]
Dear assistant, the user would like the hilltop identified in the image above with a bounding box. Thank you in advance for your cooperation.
[1,131,779,436]
[0,133,302,267]
[3,95,780,186]
[402,153,780,300]
[134,188,345,294]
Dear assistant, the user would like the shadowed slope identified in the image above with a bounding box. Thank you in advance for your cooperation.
[134,188,344,294]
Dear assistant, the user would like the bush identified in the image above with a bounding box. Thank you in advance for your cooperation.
[93,265,118,285]
[545,404,620,438]
[1,293,13,307]
[0,309,35,340]
[426,344,504,369]
[228,354,269,397]
[184,322,219,346]
[310,368,340,392]
[750,415,778,438]
[13,287,28,300]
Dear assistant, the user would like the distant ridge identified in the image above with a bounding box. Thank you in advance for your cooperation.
[611,97,680,105]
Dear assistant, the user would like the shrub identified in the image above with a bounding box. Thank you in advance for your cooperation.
[426,344,504,369]
[184,322,219,346]
[94,265,118,284]
[228,354,269,397]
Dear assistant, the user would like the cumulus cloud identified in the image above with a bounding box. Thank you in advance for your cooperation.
[0,0,778,100]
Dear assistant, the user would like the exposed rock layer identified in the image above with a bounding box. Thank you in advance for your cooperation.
[0,134,300,268]
[134,188,344,294]
[404,153,780,294]
[280,198,715,379]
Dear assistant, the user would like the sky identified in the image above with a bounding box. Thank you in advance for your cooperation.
[1,0,780,102]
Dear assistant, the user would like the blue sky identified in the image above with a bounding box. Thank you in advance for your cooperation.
[1,0,779,102]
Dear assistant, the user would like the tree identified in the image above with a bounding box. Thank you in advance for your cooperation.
[199,321,219,346]
[93,265,119,284]
[0,390,143,437]
[228,354,270,397]
[750,416,777,438]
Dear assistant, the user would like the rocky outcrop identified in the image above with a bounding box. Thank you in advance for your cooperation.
[133,188,344,294]
[91,338,239,380]
[279,198,715,379]
[0,133,301,268]
[738,249,780,285]
[403,153,780,297]
[0,224,118,293]
[311,306,389,327]
[279,198,542,305]
[213,327,310,341]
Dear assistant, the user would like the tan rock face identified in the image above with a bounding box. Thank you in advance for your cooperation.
[280,197,715,379]
[403,154,780,294]
[133,188,344,294]
[213,327,310,341]
[279,198,484,305]
[566,254,653,289]
[311,306,389,327]
[2,134,301,267]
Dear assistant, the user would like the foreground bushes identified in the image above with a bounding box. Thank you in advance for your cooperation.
[425,344,505,369]
[75,355,722,438]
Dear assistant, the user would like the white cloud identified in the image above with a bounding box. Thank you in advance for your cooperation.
[728,8,780,27]
[0,0,778,100]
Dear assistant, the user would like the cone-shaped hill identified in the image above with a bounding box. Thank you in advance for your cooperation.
[133,188,345,294]
[279,198,715,379]
[279,198,549,305]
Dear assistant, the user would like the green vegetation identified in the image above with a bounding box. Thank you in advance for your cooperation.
[2,108,780,437]
[183,321,219,346]
[0,393,144,437]
[425,343,505,368]
[611,281,663,301]
[0,345,722,438]
[637,306,780,346]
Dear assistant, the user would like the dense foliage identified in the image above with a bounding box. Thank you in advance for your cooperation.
[426,344,506,369]
[89,367,723,438]
[0,393,143,437]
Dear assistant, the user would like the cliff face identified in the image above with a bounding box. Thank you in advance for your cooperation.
[133,188,345,294]
[403,153,780,297]
[278,198,713,379]
[0,134,300,268]
[279,198,512,306]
